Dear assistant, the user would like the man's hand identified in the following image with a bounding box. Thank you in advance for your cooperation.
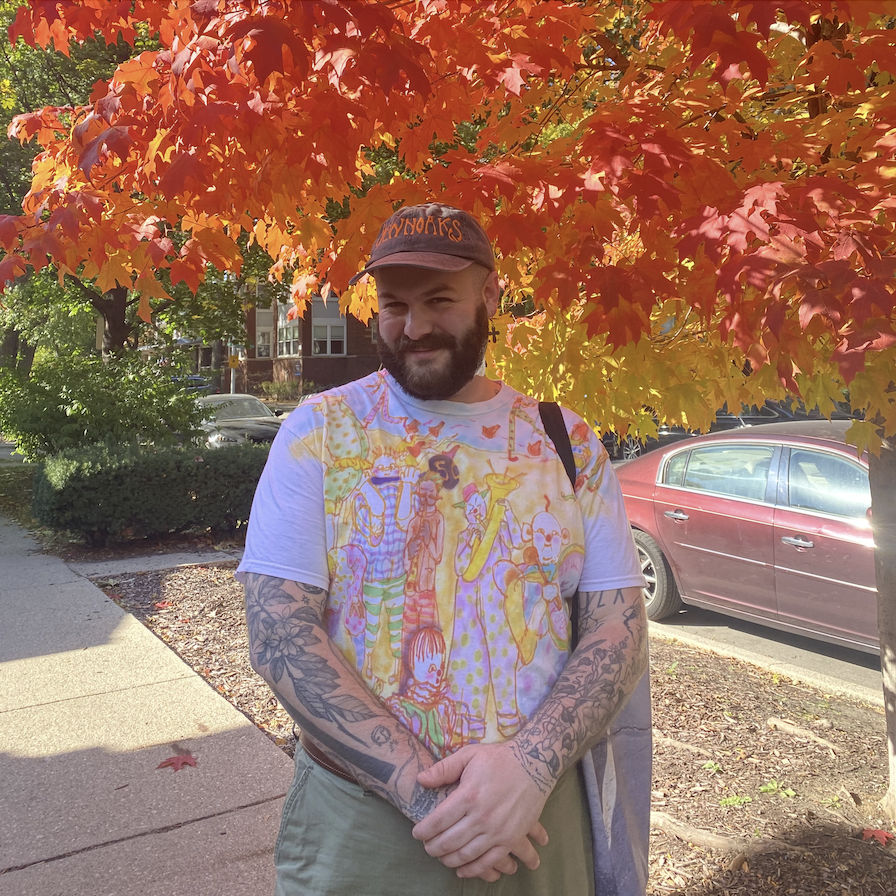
[411,743,550,879]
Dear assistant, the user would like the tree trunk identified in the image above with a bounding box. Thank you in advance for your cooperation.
[1,326,19,368]
[869,441,896,820]
[16,338,36,376]
[0,327,36,375]
[90,285,132,361]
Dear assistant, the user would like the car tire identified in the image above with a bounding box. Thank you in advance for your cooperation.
[621,436,643,460]
[632,529,682,620]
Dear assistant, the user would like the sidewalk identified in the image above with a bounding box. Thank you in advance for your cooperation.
[0,514,294,895]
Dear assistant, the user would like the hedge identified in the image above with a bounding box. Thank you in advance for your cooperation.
[32,442,270,544]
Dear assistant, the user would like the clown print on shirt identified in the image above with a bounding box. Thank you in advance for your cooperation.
[238,371,644,758]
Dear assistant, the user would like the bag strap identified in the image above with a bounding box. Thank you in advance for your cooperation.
[538,400,580,650]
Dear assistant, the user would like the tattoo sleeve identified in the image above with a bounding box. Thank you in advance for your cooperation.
[508,586,649,794]
[243,573,446,822]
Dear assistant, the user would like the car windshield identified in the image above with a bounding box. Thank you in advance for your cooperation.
[206,398,274,420]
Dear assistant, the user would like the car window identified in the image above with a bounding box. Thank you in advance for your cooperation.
[662,451,688,485]
[787,449,870,518]
[681,444,775,500]
[207,398,273,420]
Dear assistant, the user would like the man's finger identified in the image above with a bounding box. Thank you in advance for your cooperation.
[411,793,469,844]
[528,821,549,847]
[416,746,473,789]
[491,854,518,876]
[510,835,541,871]
[455,845,520,880]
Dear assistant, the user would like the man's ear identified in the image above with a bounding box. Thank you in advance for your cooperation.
[483,270,500,316]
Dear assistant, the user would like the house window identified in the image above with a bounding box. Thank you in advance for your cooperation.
[369,318,378,344]
[277,303,301,357]
[312,323,345,356]
[311,296,346,356]
[255,308,273,358]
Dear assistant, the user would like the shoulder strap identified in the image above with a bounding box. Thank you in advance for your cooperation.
[538,401,576,489]
[538,401,580,650]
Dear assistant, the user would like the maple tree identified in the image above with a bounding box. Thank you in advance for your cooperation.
[2,0,896,818]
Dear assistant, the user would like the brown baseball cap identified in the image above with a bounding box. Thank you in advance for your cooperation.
[348,203,495,285]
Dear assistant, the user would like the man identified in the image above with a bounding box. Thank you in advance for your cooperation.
[237,202,648,895]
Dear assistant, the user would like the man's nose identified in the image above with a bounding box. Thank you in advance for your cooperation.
[403,306,435,341]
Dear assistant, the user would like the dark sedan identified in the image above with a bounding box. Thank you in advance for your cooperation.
[197,393,284,447]
[615,420,878,654]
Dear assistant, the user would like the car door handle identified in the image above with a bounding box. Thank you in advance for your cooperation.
[781,535,814,549]
[664,510,689,521]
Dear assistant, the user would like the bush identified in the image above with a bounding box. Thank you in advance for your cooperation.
[260,379,320,401]
[32,442,270,544]
[0,353,207,461]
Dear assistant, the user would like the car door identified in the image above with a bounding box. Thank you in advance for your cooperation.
[653,442,778,616]
[774,447,877,651]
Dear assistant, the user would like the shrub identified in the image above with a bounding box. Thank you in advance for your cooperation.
[260,379,302,401]
[32,442,270,544]
[0,353,207,462]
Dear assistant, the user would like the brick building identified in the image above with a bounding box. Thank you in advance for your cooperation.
[237,295,380,394]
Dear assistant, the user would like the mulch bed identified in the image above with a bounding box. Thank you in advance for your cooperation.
[88,560,896,894]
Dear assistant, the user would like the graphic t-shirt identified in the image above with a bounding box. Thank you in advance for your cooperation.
[238,371,644,756]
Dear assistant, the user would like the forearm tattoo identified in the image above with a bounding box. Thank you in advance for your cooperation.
[510,588,648,794]
[244,574,445,820]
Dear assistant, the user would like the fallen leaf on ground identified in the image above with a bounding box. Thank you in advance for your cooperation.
[861,828,894,847]
[156,754,197,772]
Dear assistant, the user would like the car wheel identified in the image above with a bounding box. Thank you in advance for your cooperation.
[632,530,682,620]
[622,436,643,460]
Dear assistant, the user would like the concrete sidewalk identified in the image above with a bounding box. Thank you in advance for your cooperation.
[0,514,293,895]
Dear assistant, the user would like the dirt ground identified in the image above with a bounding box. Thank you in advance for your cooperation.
[87,559,896,896]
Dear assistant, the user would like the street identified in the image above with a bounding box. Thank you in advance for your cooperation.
[650,606,883,707]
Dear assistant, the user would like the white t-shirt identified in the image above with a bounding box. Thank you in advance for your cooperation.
[238,371,644,755]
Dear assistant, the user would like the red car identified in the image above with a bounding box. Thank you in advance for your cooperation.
[614,420,878,654]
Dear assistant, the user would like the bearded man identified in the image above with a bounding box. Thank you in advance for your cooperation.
[238,203,650,896]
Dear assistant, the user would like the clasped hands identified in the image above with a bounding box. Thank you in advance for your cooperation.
[411,742,551,883]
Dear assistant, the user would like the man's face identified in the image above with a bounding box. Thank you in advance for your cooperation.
[374,265,495,401]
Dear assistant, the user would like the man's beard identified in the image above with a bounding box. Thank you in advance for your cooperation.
[378,302,490,401]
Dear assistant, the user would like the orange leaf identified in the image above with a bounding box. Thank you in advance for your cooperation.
[77,126,132,183]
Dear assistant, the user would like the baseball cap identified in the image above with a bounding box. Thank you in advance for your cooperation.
[348,203,495,285]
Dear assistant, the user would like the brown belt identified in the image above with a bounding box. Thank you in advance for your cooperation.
[299,734,359,785]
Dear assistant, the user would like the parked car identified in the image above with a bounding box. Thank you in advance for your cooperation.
[172,374,219,394]
[197,393,284,447]
[614,420,878,654]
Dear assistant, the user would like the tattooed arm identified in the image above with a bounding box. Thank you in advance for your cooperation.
[243,572,446,822]
[412,585,648,877]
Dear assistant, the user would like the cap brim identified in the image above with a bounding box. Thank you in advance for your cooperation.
[348,252,473,285]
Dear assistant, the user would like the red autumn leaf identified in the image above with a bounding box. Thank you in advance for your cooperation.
[153,601,173,609]
[158,153,208,200]
[156,754,197,772]
[861,828,895,847]
[77,126,132,182]
[227,16,309,85]
[0,254,30,286]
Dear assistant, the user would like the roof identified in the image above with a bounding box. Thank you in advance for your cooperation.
[687,419,863,452]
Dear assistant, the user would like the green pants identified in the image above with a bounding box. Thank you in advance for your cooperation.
[274,746,594,896]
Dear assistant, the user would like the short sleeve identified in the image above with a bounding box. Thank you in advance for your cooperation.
[563,409,646,592]
[235,407,330,590]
